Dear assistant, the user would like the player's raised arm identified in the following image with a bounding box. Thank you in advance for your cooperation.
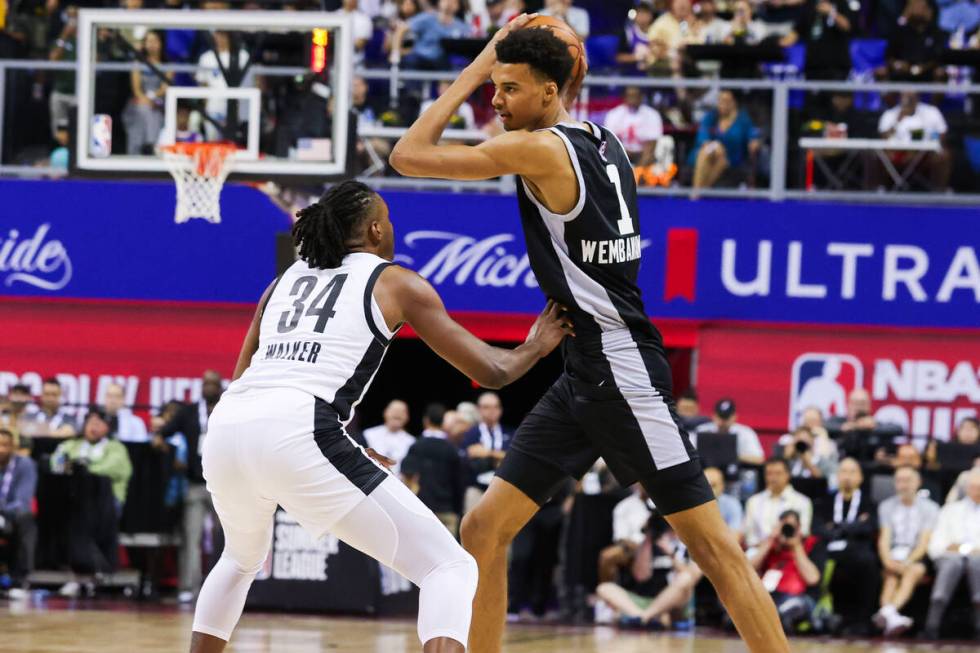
[374,265,572,388]
[390,14,561,181]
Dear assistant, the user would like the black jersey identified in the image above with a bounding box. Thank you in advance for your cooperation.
[516,121,662,360]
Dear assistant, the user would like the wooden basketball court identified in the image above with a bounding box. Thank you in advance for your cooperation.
[1,600,976,652]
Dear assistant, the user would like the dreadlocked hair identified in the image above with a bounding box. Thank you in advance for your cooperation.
[292,180,376,269]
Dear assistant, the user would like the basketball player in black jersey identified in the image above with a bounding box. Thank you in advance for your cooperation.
[392,15,789,653]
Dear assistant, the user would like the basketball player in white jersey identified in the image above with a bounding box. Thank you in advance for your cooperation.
[189,181,572,653]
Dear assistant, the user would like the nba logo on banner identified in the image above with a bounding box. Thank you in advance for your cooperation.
[789,353,864,428]
[90,114,113,158]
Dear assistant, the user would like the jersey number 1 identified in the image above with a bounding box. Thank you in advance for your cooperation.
[277,274,348,334]
[606,164,635,236]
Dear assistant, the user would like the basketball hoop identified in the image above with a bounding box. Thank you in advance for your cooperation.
[160,142,239,224]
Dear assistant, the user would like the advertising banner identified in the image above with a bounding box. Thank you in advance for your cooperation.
[697,326,980,440]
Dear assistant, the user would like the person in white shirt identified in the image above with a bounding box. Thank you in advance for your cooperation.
[195,31,252,142]
[874,465,941,636]
[923,469,980,639]
[877,91,951,190]
[103,383,148,443]
[697,0,731,43]
[332,0,375,65]
[597,485,653,585]
[541,0,590,39]
[694,398,765,466]
[362,399,416,475]
[722,0,768,44]
[742,458,813,550]
[604,86,663,168]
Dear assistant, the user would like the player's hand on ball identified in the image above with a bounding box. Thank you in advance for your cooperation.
[527,299,574,355]
[365,448,397,470]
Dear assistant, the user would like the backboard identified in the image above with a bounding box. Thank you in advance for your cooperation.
[74,9,354,183]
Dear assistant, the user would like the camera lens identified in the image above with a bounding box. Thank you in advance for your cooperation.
[795,440,810,453]
[781,523,796,538]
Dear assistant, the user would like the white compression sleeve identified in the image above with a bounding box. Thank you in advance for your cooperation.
[331,477,478,647]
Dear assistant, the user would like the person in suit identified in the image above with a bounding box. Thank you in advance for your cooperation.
[815,457,879,635]
[156,370,224,604]
[0,428,37,597]
[460,392,514,513]
[401,403,467,536]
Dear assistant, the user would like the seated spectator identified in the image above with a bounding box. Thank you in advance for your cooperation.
[29,378,76,439]
[705,466,743,530]
[722,0,768,44]
[816,457,879,635]
[400,403,466,536]
[884,0,946,82]
[150,400,188,516]
[688,90,760,192]
[923,468,980,639]
[1,385,37,453]
[743,458,814,549]
[697,0,731,43]
[471,0,524,37]
[939,0,980,41]
[50,119,71,173]
[598,485,652,585]
[797,406,841,468]
[332,0,374,65]
[0,428,37,598]
[420,80,477,129]
[646,0,705,75]
[775,425,839,483]
[926,416,980,474]
[875,465,941,635]
[48,4,77,141]
[829,388,903,462]
[103,383,148,443]
[801,91,878,142]
[122,30,170,155]
[616,1,655,71]
[604,86,675,186]
[597,514,702,628]
[383,0,423,61]
[540,0,591,40]
[876,91,951,190]
[779,0,856,80]
[52,407,133,509]
[760,0,807,36]
[461,392,512,512]
[362,399,416,475]
[675,387,710,431]
[694,397,765,466]
[750,509,824,633]
[394,0,469,70]
[195,30,253,142]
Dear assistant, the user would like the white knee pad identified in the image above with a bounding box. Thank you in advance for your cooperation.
[417,551,479,647]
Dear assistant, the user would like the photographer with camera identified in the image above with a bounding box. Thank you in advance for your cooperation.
[750,509,825,633]
[51,408,132,509]
[776,426,839,484]
[0,428,37,599]
[816,457,879,635]
[743,458,814,551]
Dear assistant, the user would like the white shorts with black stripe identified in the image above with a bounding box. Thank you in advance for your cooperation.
[203,385,391,539]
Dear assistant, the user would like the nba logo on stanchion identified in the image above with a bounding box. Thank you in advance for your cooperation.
[789,353,863,428]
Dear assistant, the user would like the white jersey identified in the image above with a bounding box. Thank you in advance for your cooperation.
[230,252,397,424]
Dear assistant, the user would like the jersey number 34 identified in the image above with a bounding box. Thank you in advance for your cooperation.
[277,274,349,334]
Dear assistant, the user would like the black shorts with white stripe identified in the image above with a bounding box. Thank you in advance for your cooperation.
[497,367,713,515]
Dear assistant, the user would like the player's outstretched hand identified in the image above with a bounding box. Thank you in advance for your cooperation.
[526,300,574,357]
[365,448,397,470]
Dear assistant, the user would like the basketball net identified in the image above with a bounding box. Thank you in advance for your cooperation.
[160,142,238,224]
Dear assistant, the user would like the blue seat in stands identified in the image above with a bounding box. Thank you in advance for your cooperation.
[585,35,620,72]
[363,27,387,65]
[965,136,980,173]
[849,39,887,111]
[764,44,806,109]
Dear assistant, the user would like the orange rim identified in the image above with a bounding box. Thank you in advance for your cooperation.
[161,142,239,176]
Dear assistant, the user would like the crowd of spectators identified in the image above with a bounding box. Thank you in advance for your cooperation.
[2,372,979,642]
[2,0,979,191]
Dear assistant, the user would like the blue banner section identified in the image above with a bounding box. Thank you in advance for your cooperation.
[0,180,290,303]
[1,180,978,329]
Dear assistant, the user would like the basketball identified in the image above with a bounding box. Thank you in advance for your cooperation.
[523,15,588,98]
